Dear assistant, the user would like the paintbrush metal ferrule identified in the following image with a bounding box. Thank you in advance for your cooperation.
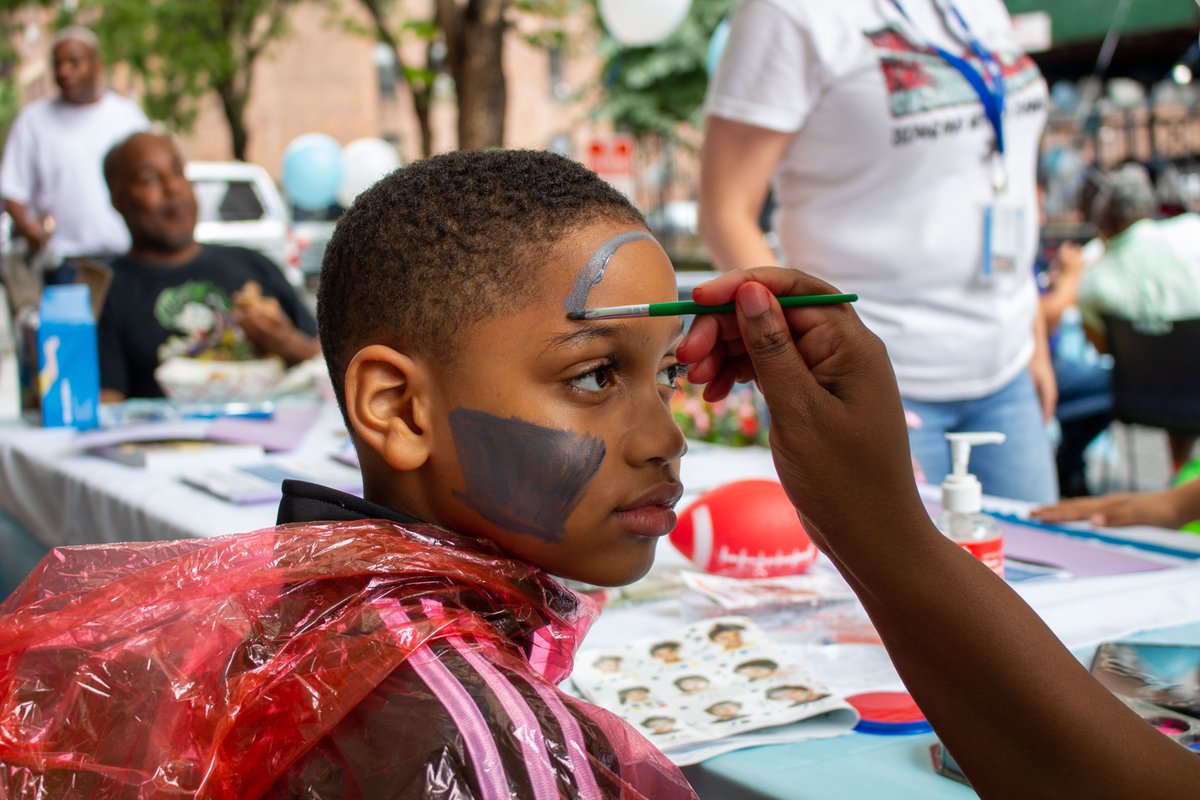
[566,303,652,320]
[568,293,858,321]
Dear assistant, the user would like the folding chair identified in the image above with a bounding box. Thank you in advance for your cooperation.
[1101,314,1200,488]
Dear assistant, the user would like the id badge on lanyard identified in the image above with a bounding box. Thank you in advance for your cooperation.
[983,197,1024,278]
[888,0,1016,280]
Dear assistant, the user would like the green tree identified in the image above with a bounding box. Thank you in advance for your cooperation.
[595,0,734,143]
[355,0,575,155]
[0,0,52,147]
[85,0,303,160]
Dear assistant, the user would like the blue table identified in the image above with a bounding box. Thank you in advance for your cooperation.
[685,731,967,799]
[686,622,1200,798]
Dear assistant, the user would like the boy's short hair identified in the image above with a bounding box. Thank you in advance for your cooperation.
[318,149,646,413]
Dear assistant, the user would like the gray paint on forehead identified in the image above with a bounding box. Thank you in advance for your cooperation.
[563,230,659,314]
[449,408,606,542]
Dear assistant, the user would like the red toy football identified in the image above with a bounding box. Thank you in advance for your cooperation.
[669,479,817,578]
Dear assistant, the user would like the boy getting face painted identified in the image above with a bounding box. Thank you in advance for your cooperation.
[0,151,696,799]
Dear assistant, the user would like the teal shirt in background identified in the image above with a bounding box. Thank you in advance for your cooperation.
[1078,214,1200,334]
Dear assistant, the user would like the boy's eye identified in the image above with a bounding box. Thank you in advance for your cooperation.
[658,363,687,390]
[569,363,615,393]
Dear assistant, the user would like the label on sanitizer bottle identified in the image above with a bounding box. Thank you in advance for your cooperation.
[937,511,1005,580]
[958,536,1004,579]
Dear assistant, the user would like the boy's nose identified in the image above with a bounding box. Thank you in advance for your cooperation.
[627,392,687,466]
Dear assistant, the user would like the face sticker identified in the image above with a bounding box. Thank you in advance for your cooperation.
[563,230,659,315]
[449,408,606,542]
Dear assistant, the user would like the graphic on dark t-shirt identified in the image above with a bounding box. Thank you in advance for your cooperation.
[153,280,256,363]
[98,245,317,398]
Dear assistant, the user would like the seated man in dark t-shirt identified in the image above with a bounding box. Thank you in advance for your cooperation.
[98,131,319,400]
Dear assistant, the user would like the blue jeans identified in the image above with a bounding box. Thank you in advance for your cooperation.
[905,369,1059,504]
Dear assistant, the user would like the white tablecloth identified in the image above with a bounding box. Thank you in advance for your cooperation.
[0,403,353,546]
[4,416,1200,653]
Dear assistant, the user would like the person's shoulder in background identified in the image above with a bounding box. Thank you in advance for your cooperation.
[1158,212,1200,270]
[99,90,149,124]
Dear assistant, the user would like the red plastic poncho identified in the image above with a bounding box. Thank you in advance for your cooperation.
[0,520,696,799]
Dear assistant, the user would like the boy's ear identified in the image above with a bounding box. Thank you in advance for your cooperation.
[344,345,434,472]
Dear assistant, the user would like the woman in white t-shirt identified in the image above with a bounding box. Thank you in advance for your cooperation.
[699,0,1058,503]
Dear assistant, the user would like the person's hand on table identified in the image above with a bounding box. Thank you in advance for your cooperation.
[675,267,929,543]
[1033,481,1200,530]
[232,280,321,366]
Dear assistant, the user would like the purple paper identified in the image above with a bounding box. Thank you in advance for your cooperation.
[924,502,1169,578]
[208,403,322,452]
[997,520,1167,578]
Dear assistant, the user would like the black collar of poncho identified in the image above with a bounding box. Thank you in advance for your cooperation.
[277,480,423,526]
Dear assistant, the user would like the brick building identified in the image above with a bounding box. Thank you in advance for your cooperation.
[8,1,619,181]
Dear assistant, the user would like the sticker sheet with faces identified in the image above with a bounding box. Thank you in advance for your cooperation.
[573,616,840,751]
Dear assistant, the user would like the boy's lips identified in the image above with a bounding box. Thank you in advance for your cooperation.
[613,483,684,538]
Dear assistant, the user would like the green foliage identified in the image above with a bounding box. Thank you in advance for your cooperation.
[514,0,579,50]
[81,0,303,139]
[351,0,580,153]
[594,0,735,142]
[0,0,52,146]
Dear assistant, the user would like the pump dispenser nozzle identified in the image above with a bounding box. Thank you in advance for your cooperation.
[941,432,1006,514]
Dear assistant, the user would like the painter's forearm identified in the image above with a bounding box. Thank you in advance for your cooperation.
[824,528,1200,798]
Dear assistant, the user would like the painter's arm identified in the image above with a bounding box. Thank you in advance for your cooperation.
[698,117,790,272]
[678,267,1200,799]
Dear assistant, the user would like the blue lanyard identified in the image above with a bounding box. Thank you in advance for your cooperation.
[888,0,1007,157]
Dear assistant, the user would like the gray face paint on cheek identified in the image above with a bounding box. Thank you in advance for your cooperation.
[449,408,607,542]
[563,230,659,315]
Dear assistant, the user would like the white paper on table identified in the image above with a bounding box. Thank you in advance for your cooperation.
[572,615,858,765]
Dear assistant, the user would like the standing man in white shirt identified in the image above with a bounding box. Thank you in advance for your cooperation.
[1,26,148,282]
[699,0,1058,503]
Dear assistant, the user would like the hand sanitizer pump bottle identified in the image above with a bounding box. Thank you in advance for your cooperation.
[936,432,1005,577]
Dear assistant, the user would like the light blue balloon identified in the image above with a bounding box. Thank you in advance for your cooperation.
[707,18,731,78]
[282,133,344,211]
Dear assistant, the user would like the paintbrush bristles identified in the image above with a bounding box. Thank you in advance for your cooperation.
[565,304,651,321]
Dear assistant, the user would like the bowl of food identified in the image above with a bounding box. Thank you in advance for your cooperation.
[155,356,285,404]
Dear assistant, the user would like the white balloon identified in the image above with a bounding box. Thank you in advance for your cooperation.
[599,0,691,47]
[337,138,403,208]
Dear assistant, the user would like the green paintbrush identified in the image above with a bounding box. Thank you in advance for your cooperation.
[566,292,858,320]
